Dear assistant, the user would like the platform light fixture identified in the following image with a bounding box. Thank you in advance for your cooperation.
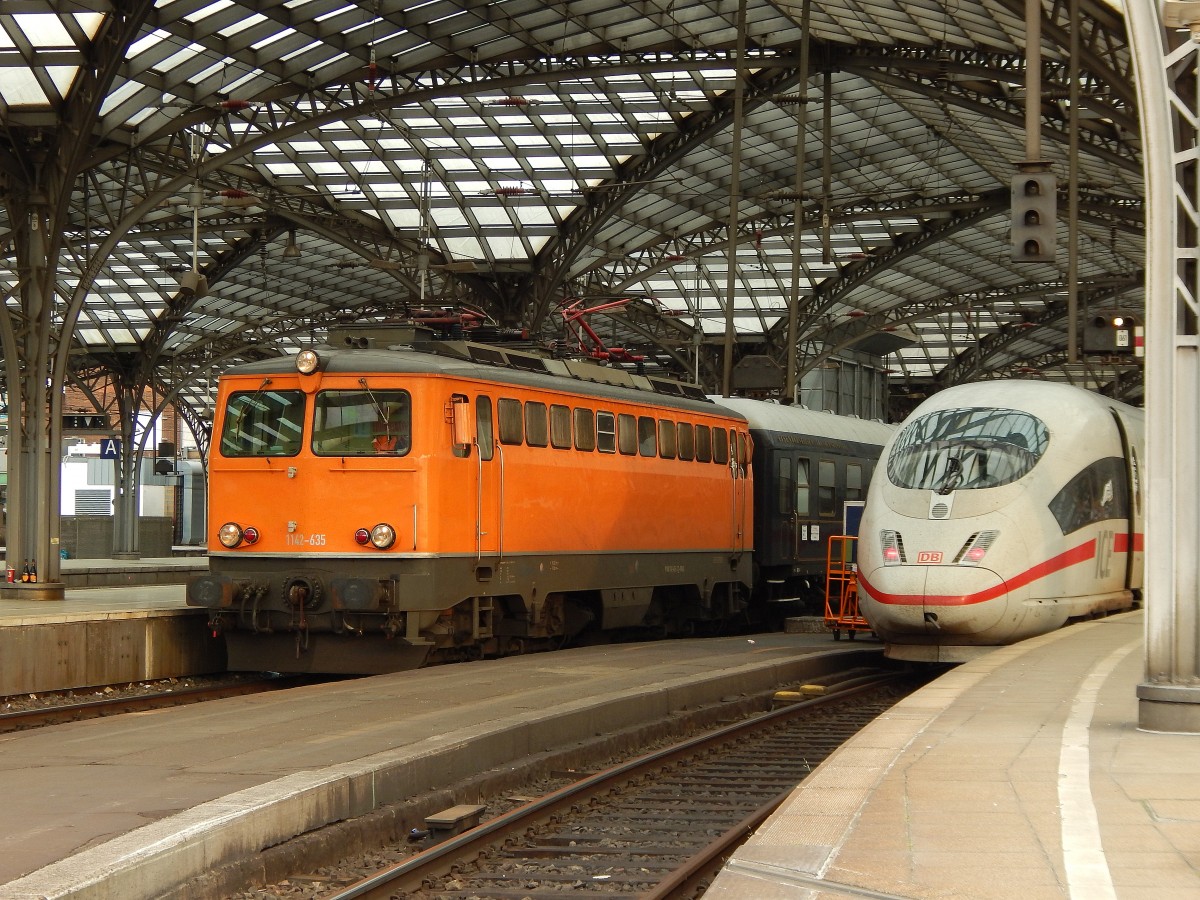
[282,229,301,259]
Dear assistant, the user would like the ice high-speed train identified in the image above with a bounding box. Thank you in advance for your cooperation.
[857,380,1143,663]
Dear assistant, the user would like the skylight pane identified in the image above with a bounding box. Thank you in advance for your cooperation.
[0,70,49,105]
[73,14,105,38]
[13,14,72,46]
[183,1,234,24]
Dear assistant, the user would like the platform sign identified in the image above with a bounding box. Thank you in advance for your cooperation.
[99,438,120,459]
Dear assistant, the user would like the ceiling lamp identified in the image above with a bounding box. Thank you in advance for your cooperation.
[282,229,301,259]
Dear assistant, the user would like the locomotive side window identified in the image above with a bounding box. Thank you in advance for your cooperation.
[846,463,863,501]
[618,414,638,455]
[498,398,523,445]
[1048,457,1131,535]
[678,422,695,461]
[712,428,728,465]
[695,425,712,463]
[637,417,657,457]
[220,388,306,457]
[525,402,549,447]
[887,406,1049,491]
[476,396,494,461]
[597,411,617,453]
[550,404,572,449]
[735,432,748,477]
[818,460,836,515]
[573,408,595,451]
[311,389,411,456]
[658,420,677,459]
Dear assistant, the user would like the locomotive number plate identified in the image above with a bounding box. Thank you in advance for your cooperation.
[286,533,327,546]
[917,551,943,563]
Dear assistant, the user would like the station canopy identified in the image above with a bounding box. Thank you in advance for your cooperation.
[0,0,1143,430]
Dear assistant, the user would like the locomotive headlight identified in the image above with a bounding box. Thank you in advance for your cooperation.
[218,522,244,548]
[296,349,320,374]
[369,523,396,550]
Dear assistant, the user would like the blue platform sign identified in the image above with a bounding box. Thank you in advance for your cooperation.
[99,438,120,459]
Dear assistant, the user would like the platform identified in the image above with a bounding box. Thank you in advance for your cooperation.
[0,632,869,899]
[0,562,221,695]
[708,609,1200,899]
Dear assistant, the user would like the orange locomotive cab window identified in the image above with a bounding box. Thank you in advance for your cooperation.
[312,389,411,456]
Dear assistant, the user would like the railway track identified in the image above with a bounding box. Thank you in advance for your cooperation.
[0,675,314,733]
[326,666,919,900]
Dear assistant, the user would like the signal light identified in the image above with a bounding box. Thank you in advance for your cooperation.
[354,528,371,546]
[1010,171,1056,263]
[242,527,260,545]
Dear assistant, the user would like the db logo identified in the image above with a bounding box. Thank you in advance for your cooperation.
[917,551,943,564]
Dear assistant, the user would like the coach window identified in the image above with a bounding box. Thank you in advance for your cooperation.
[678,422,695,461]
[498,398,523,445]
[818,460,837,515]
[846,464,864,501]
[713,427,728,465]
[658,420,677,459]
[574,408,596,451]
[597,411,617,453]
[695,425,712,463]
[777,457,794,514]
[525,402,549,448]
[476,397,494,461]
[221,388,305,457]
[618,414,638,455]
[312,389,410,456]
[797,459,812,515]
[638,416,658,457]
[550,404,572,449]
[735,432,748,477]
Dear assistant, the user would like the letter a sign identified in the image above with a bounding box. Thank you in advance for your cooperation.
[99,438,121,460]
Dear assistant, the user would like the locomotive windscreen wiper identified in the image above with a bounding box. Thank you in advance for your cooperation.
[936,456,963,495]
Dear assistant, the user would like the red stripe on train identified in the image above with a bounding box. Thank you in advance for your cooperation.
[859,539,1097,607]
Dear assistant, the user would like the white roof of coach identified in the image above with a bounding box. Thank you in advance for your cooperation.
[709,397,896,447]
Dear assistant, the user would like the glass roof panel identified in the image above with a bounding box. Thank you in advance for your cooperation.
[0,69,50,105]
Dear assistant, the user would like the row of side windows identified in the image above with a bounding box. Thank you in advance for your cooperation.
[776,456,868,518]
[476,395,746,471]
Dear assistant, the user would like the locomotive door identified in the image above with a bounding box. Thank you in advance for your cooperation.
[474,396,502,569]
[1110,410,1143,592]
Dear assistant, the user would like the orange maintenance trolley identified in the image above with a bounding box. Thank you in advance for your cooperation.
[824,534,872,640]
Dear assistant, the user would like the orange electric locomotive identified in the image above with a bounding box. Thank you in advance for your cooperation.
[187,332,755,673]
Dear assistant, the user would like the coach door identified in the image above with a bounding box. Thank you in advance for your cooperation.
[474,396,503,571]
